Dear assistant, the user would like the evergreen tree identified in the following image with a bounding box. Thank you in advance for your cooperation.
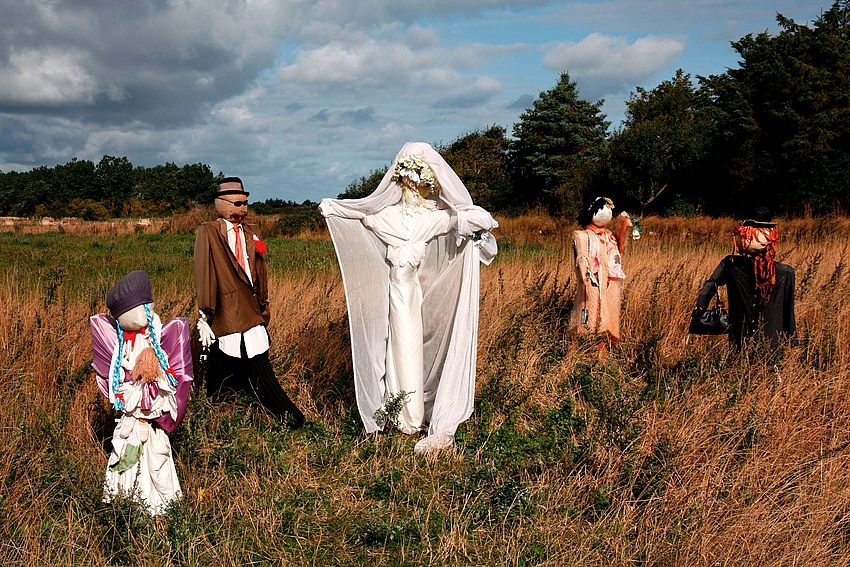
[510,72,609,214]
[703,0,850,214]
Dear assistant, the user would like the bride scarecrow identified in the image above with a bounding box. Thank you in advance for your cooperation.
[320,142,498,454]
[90,270,192,514]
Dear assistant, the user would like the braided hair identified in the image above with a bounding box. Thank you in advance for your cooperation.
[108,303,176,410]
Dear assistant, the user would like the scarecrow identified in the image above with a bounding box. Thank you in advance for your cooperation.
[194,177,304,426]
[90,270,192,514]
[320,142,498,453]
[696,207,796,348]
[569,196,634,346]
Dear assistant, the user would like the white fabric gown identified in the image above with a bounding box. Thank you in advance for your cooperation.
[363,203,456,433]
[103,314,181,515]
[319,142,498,450]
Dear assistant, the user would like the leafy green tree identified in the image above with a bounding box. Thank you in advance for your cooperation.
[0,156,223,218]
[95,155,136,212]
[703,0,850,214]
[53,158,96,204]
[438,125,514,212]
[178,162,217,205]
[606,70,718,215]
[134,162,181,212]
[510,72,609,214]
[0,171,21,215]
[13,177,51,217]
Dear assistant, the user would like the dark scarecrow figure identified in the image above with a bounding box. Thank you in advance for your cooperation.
[696,207,797,349]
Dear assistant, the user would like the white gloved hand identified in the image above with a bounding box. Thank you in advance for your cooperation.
[197,310,215,347]
[456,207,498,237]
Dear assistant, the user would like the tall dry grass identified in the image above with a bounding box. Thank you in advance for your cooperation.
[1,214,849,565]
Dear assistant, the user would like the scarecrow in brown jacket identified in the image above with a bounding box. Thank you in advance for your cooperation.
[194,177,304,426]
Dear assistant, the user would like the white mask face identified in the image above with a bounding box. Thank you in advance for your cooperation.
[117,303,151,330]
[591,206,613,227]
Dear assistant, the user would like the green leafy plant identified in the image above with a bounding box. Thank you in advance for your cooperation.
[373,390,413,429]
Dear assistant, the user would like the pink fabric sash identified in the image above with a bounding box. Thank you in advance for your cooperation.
[90,314,193,433]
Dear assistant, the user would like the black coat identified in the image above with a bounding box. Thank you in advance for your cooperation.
[697,255,796,349]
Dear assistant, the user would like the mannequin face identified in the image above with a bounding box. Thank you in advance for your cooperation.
[215,194,248,223]
[401,176,431,198]
[591,206,613,227]
[735,229,770,255]
[117,303,152,330]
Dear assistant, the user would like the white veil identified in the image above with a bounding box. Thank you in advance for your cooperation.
[319,142,497,439]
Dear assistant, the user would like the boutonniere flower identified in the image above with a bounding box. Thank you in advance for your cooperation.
[252,233,267,255]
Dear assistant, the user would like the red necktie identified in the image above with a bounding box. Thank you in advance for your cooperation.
[234,224,246,271]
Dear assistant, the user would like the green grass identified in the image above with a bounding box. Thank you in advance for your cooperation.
[2,232,337,301]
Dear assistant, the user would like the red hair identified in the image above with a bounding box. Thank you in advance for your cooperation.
[732,224,779,304]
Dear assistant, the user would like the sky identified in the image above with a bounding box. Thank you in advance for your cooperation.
[0,0,830,203]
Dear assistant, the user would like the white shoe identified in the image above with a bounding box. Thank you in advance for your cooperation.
[138,420,149,443]
[413,434,454,454]
[119,415,136,439]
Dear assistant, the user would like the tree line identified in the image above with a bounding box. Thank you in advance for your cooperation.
[3,2,848,221]
[0,157,219,220]
[346,1,850,219]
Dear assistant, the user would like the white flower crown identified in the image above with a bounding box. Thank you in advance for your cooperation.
[392,155,440,195]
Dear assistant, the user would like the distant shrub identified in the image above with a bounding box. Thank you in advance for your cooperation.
[275,206,323,237]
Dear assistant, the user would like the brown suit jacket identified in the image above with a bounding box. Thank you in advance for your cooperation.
[194,218,270,337]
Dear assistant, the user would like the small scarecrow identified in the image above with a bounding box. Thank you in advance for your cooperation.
[90,270,193,515]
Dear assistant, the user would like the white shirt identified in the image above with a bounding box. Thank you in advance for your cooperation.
[217,219,269,359]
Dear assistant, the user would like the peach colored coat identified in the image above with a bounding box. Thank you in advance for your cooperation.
[569,219,630,342]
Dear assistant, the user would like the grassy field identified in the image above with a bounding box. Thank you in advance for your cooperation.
[1,214,849,566]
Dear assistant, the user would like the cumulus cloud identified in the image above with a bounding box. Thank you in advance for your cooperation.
[543,33,685,83]
[432,77,501,109]
[277,36,472,90]
[0,0,818,203]
[0,49,105,105]
[0,0,291,125]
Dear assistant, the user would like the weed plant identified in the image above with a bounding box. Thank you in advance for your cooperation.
[0,214,849,565]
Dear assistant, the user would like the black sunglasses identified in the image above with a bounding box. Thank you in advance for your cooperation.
[216,197,249,207]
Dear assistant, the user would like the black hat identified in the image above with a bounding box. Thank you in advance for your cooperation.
[106,270,153,319]
[216,176,249,197]
[742,206,776,228]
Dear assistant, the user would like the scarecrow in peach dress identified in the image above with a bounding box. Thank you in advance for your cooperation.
[569,197,633,347]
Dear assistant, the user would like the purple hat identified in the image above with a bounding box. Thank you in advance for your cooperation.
[106,270,153,318]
